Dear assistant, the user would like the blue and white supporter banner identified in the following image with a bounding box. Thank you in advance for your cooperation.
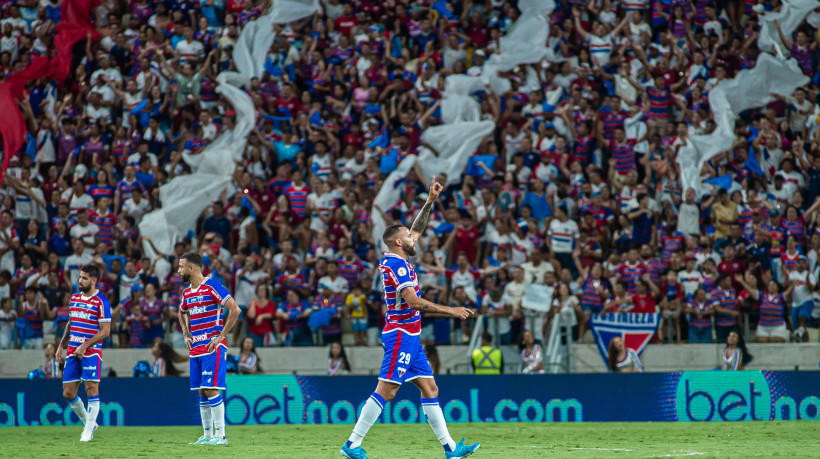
[589,313,660,369]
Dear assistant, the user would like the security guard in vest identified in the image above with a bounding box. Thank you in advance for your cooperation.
[471,332,503,374]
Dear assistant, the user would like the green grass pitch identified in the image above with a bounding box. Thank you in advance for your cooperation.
[6,422,817,458]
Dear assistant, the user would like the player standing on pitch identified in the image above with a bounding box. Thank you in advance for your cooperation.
[341,178,480,459]
[177,252,240,446]
[56,265,112,442]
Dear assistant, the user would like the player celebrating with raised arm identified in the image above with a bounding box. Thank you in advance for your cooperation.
[56,264,111,442]
[177,251,240,446]
[341,178,480,459]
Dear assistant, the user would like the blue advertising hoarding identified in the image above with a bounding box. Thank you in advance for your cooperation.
[1,371,819,427]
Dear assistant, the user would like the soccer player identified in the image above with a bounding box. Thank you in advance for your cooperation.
[56,265,111,442]
[177,252,240,446]
[341,178,480,459]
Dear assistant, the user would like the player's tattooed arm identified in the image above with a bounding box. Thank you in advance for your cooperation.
[402,288,473,319]
[410,176,444,241]
[410,200,434,238]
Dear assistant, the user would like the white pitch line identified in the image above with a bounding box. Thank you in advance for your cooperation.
[652,451,705,457]
[570,447,636,452]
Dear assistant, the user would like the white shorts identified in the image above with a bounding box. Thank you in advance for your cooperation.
[22,337,44,349]
[757,323,788,341]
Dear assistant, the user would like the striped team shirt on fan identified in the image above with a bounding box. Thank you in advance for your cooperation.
[791,44,812,75]
[67,291,112,359]
[379,253,421,335]
[88,210,118,246]
[600,109,629,141]
[116,178,144,203]
[22,301,43,338]
[180,277,232,357]
[83,136,107,159]
[608,138,638,175]
[758,291,786,327]
[548,219,579,253]
[581,277,608,311]
[647,86,671,119]
[712,287,738,327]
[781,219,806,246]
[616,262,647,294]
[284,183,311,218]
[688,298,712,328]
[780,251,801,273]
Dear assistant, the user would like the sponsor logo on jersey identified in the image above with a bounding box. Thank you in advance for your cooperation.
[70,335,87,343]
[70,311,94,320]
[190,306,208,315]
[82,366,96,371]
[192,334,211,343]
[202,371,213,376]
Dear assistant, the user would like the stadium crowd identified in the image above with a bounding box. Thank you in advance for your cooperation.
[0,0,819,362]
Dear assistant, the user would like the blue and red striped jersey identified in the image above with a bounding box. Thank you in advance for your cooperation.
[616,262,647,294]
[758,291,785,327]
[379,253,421,335]
[791,44,812,75]
[712,288,738,327]
[67,291,112,359]
[88,210,118,246]
[284,183,311,218]
[22,301,43,338]
[180,277,232,357]
[609,138,638,175]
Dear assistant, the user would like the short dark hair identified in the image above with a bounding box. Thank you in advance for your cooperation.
[81,264,101,281]
[180,251,204,268]
[382,224,404,247]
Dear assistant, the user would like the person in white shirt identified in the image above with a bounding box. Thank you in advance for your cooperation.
[90,53,122,85]
[0,211,19,274]
[318,261,349,294]
[467,49,486,77]
[174,25,205,64]
[548,205,579,272]
[788,256,817,342]
[69,209,100,257]
[64,239,93,287]
[123,188,152,223]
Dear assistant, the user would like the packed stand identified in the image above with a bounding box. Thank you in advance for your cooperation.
[1,0,819,356]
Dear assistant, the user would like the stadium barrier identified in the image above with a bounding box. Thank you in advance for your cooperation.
[1,371,819,427]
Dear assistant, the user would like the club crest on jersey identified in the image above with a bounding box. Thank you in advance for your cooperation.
[397,367,406,378]
[398,267,407,277]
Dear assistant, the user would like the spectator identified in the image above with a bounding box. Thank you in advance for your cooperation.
[480,287,511,345]
[328,341,350,376]
[472,332,503,375]
[139,283,165,343]
[0,297,16,349]
[238,336,260,374]
[345,283,368,347]
[246,284,277,347]
[608,336,643,373]
[276,289,313,346]
[43,343,61,379]
[19,286,44,349]
[125,302,149,349]
[518,330,544,375]
[722,330,752,371]
[151,340,183,377]
[686,287,715,344]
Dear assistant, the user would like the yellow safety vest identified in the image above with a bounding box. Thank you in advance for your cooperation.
[472,346,502,375]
